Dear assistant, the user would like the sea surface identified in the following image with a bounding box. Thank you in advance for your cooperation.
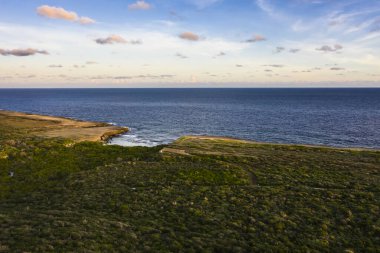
[0,88,379,148]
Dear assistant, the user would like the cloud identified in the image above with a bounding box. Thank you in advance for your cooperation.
[256,0,274,16]
[128,1,152,10]
[216,51,226,57]
[256,0,284,19]
[37,5,77,21]
[95,35,141,45]
[275,46,285,53]
[130,40,143,44]
[328,9,380,28]
[236,64,243,67]
[179,32,200,41]
[86,61,98,65]
[114,76,132,80]
[264,64,284,68]
[316,44,343,52]
[245,34,266,43]
[48,64,63,68]
[78,17,96,25]
[37,5,95,25]
[73,64,85,68]
[0,48,48,56]
[175,53,188,59]
[92,74,175,80]
[289,48,300,53]
[330,67,345,71]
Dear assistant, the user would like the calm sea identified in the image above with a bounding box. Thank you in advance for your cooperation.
[0,88,379,148]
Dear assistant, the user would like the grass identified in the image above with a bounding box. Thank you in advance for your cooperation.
[0,116,379,252]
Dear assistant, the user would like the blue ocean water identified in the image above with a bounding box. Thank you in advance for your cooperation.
[0,88,379,148]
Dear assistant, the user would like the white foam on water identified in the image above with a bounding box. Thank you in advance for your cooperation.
[108,131,166,147]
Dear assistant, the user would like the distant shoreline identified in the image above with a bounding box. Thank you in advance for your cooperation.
[0,87,380,90]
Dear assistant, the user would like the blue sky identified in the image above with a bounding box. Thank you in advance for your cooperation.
[0,0,379,87]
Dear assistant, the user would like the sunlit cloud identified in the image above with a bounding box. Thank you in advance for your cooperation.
[128,1,152,10]
[179,32,200,41]
[94,35,141,45]
[37,5,96,24]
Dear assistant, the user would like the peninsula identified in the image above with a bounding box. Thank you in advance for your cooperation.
[0,110,128,142]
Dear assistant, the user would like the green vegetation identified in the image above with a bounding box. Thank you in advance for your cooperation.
[0,119,379,252]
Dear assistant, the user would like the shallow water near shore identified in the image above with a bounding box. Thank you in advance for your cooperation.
[0,88,379,148]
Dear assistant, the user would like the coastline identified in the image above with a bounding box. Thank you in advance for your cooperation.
[1,109,378,151]
[0,109,129,143]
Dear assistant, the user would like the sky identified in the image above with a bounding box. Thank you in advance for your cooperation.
[0,0,379,88]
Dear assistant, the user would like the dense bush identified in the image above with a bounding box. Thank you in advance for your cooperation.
[0,134,379,252]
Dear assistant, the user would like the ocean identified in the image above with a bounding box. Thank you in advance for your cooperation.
[0,88,379,148]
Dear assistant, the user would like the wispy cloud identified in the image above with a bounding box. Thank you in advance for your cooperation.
[289,48,300,53]
[264,64,284,68]
[128,1,152,10]
[95,35,142,45]
[316,44,343,52]
[256,0,284,20]
[0,48,48,56]
[37,5,95,24]
[274,47,285,53]
[330,67,345,71]
[256,0,274,16]
[175,53,188,59]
